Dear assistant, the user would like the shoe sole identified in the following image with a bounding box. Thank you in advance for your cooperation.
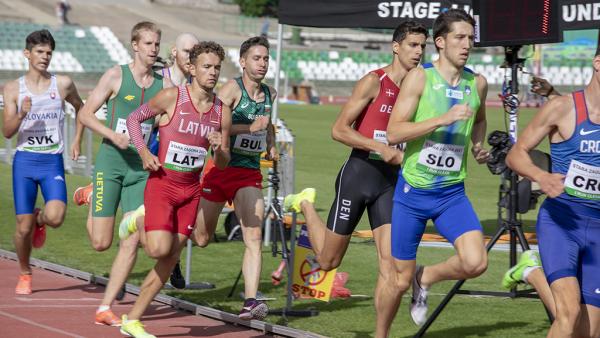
[95,321,121,327]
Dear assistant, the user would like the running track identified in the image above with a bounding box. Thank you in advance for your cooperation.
[0,251,320,338]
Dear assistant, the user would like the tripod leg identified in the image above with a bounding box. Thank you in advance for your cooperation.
[227,269,243,298]
[514,225,531,251]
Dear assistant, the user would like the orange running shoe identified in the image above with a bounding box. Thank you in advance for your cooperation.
[31,208,46,249]
[15,274,32,295]
[95,308,122,326]
[73,183,93,206]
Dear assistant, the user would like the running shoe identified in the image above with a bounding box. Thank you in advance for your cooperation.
[502,250,541,289]
[409,265,429,326]
[15,274,32,295]
[73,183,93,206]
[32,208,46,249]
[95,308,121,326]
[119,205,145,240]
[170,261,186,289]
[283,188,316,213]
[120,315,155,338]
[239,298,269,320]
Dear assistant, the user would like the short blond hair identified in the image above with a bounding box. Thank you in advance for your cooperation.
[131,21,161,43]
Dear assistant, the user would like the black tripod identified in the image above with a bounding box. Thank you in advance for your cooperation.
[414,46,551,337]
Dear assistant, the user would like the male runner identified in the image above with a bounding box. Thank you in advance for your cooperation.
[76,21,168,326]
[283,21,427,337]
[3,29,83,295]
[505,52,600,337]
[119,41,230,338]
[386,9,490,326]
[158,32,199,289]
[192,36,277,320]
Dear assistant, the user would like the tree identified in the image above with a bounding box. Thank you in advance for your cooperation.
[235,0,278,17]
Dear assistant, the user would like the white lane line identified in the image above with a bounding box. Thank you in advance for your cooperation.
[0,309,86,338]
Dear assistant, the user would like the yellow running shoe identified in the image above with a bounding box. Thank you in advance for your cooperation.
[283,188,316,213]
[119,205,145,240]
[120,315,155,338]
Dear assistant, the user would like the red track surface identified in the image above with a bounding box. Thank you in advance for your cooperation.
[0,258,271,338]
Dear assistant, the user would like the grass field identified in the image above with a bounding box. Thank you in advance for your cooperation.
[0,104,554,337]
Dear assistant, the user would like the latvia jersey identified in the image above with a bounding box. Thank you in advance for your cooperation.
[551,90,600,210]
[354,68,401,160]
[16,75,65,154]
[157,85,222,183]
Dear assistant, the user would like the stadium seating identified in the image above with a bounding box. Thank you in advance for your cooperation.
[0,21,131,73]
[227,45,595,87]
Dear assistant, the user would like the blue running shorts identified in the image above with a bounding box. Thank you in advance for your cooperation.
[12,151,67,215]
[391,173,482,260]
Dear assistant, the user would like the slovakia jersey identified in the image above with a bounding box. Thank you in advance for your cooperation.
[158,85,222,183]
[551,90,600,210]
[16,75,65,154]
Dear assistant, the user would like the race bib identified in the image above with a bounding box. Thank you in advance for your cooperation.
[369,130,405,161]
[116,118,152,144]
[417,140,464,176]
[164,141,207,172]
[564,160,600,200]
[21,122,60,151]
[233,130,267,155]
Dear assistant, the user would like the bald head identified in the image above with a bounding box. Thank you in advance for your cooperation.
[171,33,200,78]
[175,33,199,51]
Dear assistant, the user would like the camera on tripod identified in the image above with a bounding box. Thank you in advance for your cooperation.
[486,130,512,175]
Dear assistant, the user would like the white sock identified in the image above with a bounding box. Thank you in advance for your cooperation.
[97,305,110,313]
[522,266,540,284]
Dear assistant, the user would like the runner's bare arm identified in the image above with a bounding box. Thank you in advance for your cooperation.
[77,66,125,145]
[332,73,387,153]
[506,96,571,196]
[2,80,27,138]
[387,68,429,144]
[470,74,490,164]
[59,75,85,160]
[213,102,232,169]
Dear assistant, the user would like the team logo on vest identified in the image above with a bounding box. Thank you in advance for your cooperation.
[124,95,135,101]
[465,86,471,96]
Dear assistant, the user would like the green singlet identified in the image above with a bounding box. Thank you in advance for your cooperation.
[401,63,480,189]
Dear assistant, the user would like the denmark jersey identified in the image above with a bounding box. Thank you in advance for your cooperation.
[105,64,162,153]
[551,90,600,209]
[229,77,272,169]
[402,63,480,189]
[158,85,222,183]
[354,68,401,160]
[16,75,65,154]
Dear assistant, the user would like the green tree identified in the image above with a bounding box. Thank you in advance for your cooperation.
[235,0,278,17]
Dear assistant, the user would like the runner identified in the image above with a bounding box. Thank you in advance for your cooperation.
[283,21,427,337]
[75,21,169,326]
[191,36,277,320]
[386,9,490,326]
[504,51,600,336]
[118,41,230,338]
[2,29,84,295]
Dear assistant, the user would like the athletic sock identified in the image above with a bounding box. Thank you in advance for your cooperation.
[97,305,110,313]
[522,266,540,284]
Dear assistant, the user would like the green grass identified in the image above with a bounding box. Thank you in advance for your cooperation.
[0,104,553,337]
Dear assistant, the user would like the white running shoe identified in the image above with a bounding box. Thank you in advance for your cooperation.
[409,265,429,326]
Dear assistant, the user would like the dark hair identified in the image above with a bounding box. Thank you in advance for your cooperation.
[25,29,55,51]
[190,41,225,64]
[131,21,161,43]
[392,21,429,43]
[239,36,269,58]
[432,9,475,49]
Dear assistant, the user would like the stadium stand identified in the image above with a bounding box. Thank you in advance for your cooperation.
[0,21,130,73]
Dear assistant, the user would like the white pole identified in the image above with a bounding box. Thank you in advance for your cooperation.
[264,23,285,246]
